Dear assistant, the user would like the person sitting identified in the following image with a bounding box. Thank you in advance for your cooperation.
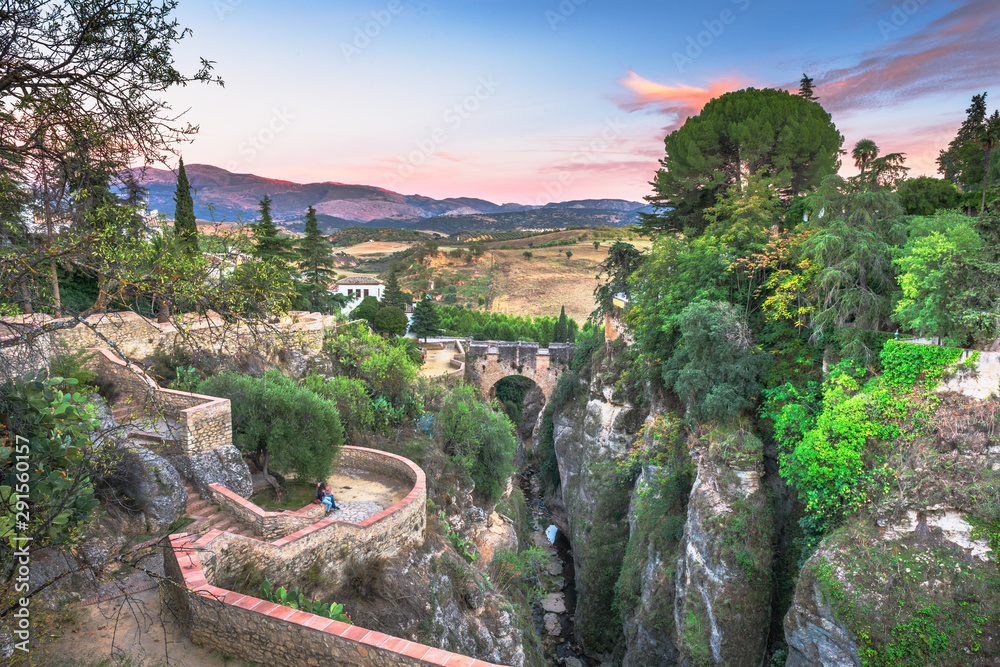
[316,481,339,513]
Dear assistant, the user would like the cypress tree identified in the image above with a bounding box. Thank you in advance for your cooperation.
[554,306,568,343]
[173,158,199,254]
[297,206,336,284]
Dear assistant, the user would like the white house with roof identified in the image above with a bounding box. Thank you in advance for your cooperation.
[333,275,384,313]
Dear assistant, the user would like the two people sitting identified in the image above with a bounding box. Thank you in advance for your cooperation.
[316,481,340,513]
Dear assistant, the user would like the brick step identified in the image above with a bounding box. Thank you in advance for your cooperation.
[186,499,210,515]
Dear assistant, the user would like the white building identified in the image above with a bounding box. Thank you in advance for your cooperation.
[333,276,385,313]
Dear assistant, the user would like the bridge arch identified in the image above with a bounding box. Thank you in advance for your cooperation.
[464,339,575,402]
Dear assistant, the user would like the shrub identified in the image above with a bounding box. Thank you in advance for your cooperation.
[438,385,517,504]
[48,346,97,390]
[373,305,408,335]
[198,369,344,482]
[302,375,374,433]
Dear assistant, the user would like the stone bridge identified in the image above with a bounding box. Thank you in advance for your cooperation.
[465,339,575,401]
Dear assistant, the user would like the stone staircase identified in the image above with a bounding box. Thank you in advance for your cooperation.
[183,483,257,538]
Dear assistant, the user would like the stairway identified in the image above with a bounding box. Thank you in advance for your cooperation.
[183,483,257,538]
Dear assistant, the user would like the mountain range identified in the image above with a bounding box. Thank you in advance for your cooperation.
[136,164,649,232]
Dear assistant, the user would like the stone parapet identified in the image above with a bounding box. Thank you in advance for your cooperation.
[165,531,505,667]
[162,447,478,666]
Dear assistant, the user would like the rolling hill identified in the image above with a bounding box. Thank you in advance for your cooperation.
[136,164,648,231]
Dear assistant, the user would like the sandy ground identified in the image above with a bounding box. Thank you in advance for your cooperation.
[419,346,459,377]
[39,586,247,667]
[324,466,407,508]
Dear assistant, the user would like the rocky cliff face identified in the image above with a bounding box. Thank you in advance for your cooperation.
[551,345,775,665]
[783,394,1000,666]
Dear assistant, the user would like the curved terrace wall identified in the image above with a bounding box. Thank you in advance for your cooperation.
[163,447,494,666]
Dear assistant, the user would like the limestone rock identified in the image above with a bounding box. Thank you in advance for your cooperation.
[126,443,187,532]
[170,444,252,499]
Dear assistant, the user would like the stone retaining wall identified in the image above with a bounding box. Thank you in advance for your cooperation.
[88,348,232,455]
[0,310,335,376]
[208,447,421,541]
[165,532,504,667]
[162,447,489,666]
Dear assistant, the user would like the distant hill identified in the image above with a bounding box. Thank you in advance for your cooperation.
[135,164,647,230]
[373,208,644,234]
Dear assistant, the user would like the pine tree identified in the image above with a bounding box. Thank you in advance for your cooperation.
[173,158,199,254]
[383,269,407,309]
[252,195,296,266]
[410,295,441,342]
[798,74,818,101]
[297,206,336,284]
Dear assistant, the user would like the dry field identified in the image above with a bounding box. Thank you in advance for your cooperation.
[489,244,607,322]
[335,240,416,257]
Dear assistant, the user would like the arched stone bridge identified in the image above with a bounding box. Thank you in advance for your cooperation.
[465,339,575,401]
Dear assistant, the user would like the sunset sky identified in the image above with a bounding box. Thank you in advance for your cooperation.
[163,0,1000,203]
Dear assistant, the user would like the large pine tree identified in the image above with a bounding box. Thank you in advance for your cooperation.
[410,295,441,342]
[173,158,199,254]
[251,195,296,266]
[297,206,336,284]
[382,269,407,309]
[553,306,568,343]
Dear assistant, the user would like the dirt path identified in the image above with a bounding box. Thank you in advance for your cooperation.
[40,582,248,667]
[325,466,407,508]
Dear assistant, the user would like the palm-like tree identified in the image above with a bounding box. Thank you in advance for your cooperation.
[980,111,1000,213]
[852,139,879,173]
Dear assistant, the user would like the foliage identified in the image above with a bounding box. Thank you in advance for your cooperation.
[373,305,408,336]
[878,340,964,389]
[801,177,905,361]
[0,375,102,580]
[301,374,374,434]
[437,385,517,504]
[662,300,769,423]
[261,577,352,624]
[896,177,960,215]
[48,347,98,390]
[410,295,441,341]
[251,195,297,266]
[349,295,379,325]
[642,87,843,235]
[298,206,337,285]
[381,269,408,309]
[198,369,344,483]
[893,215,999,347]
[172,158,199,255]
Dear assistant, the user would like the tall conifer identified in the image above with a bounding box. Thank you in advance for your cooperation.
[173,158,199,254]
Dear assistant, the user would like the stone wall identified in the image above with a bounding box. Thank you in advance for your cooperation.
[0,310,335,376]
[87,348,232,455]
[164,533,505,667]
[464,339,573,401]
[162,447,481,666]
[208,447,421,541]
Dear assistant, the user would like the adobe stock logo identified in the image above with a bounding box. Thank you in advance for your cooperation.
[673,0,751,72]
[226,108,295,172]
[341,0,405,63]
[878,0,931,40]
[383,76,501,189]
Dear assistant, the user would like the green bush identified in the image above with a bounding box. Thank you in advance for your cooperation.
[302,375,374,433]
[373,305,408,335]
[198,369,344,482]
[663,300,769,423]
[879,340,964,389]
[438,385,517,504]
[48,347,97,390]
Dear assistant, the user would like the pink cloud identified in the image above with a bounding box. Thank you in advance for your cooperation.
[614,72,747,129]
[811,0,1000,113]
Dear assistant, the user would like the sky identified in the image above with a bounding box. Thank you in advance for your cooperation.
[162,0,1000,204]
